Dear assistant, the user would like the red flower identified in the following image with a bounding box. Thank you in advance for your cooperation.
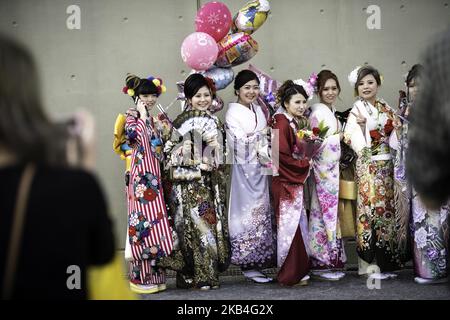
[203,208,217,225]
[384,119,394,135]
[129,226,136,236]
[312,127,320,136]
[122,86,128,94]
[370,130,382,141]
[157,211,164,220]
[376,207,385,216]
[143,188,157,201]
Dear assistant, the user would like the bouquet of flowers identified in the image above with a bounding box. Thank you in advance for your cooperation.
[293,119,329,160]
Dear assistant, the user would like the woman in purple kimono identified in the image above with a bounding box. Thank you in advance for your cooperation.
[225,70,276,283]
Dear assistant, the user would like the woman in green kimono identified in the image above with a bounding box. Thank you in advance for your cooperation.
[163,73,230,290]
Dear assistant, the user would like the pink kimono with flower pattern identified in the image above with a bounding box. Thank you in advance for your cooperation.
[307,103,347,270]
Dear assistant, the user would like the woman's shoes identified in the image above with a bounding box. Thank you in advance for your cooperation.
[129,282,167,294]
[298,275,310,286]
[414,276,448,285]
[243,270,273,283]
[364,272,397,280]
[383,272,398,279]
[199,285,211,290]
[311,270,345,281]
[129,282,160,294]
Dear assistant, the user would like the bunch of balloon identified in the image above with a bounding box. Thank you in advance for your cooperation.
[180,1,271,94]
[214,0,271,77]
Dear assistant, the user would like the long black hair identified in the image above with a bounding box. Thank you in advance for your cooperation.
[0,34,68,165]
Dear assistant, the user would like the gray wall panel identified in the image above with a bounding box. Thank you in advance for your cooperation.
[1,0,449,248]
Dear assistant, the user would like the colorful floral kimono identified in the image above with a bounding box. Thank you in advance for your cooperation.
[411,194,449,279]
[308,103,346,270]
[162,110,230,288]
[271,111,311,285]
[125,108,173,285]
[225,102,276,270]
[390,105,449,280]
[344,98,403,272]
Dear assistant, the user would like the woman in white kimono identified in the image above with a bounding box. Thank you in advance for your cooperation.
[225,70,276,283]
[390,64,449,284]
[344,65,403,280]
[308,70,346,280]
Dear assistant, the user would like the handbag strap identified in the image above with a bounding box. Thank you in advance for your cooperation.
[2,163,36,300]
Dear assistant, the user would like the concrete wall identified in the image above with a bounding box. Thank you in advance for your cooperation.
[1,0,449,248]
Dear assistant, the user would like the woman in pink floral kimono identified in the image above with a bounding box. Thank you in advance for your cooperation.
[308,70,346,281]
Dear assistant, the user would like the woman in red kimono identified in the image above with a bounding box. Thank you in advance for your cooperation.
[271,80,312,286]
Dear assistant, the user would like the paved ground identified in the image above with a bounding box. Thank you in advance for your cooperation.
[140,268,450,300]
[122,241,449,301]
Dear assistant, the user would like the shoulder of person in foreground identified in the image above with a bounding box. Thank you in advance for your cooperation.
[36,165,115,265]
[406,28,450,209]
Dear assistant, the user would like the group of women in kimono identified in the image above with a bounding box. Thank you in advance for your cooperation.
[115,64,448,294]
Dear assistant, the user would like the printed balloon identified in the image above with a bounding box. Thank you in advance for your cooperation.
[181,32,219,71]
[232,0,271,34]
[215,32,258,68]
[200,66,234,90]
[195,2,232,42]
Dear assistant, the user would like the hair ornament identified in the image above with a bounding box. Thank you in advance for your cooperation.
[348,66,361,87]
[147,76,167,96]
[293,73,317,101]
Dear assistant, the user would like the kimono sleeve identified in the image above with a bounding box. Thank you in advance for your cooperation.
[225,112,258,164]
[124,108,146,147]
[343,105,367,155]
[273,116,310,182]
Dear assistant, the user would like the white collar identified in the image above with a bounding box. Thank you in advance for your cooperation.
[311,103,336,115]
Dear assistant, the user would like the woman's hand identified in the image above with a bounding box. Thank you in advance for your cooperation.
[350,108,367,132]
[66,110,96,171]
[136,99,148,121]
[393,117,402,130]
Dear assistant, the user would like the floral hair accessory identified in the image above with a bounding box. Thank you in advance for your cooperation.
[307,73,318,93]
[123,73,141,97]
[121,86,135,97]
[293,73,317,101]
[147,76,167,96]
[348,66,361,88]
[204,76,217,95]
